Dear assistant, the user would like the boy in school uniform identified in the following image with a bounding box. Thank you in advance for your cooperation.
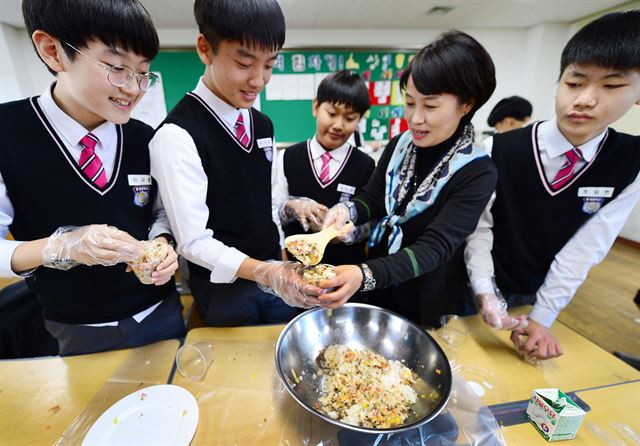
[150,0,321,327]
[486,96,533,134]
[0,0,184,355]
[465,10,640,360]
[279,70,375,266]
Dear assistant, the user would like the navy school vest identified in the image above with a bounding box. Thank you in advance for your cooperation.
[158,93,280,280]
[283,140,375,265]
[0,97,175,324]
[490,122,640,296]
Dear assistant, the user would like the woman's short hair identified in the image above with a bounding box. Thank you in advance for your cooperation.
[400,31,496,122]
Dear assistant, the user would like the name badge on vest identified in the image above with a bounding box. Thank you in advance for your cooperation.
[578,187,613,215]
[337,183,356,202]
[128,174,152,207]
[257,137,274,162]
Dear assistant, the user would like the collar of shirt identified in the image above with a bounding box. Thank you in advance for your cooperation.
[540,119,606,163]
[38,83,116,152]
[310,135,351,163]
[193,77,250,135]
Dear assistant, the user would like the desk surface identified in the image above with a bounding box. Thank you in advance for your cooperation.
[502,381,640,445]
[0,340,179,446]
[185,311,639,405]
[1,313,638,446]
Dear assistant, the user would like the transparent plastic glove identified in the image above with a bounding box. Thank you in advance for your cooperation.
[42,225,145,270]
[322,202,358,243]
[253,260,322,308]
[474,293,528,331]
[322,202,351,230]
[281,197,329,232]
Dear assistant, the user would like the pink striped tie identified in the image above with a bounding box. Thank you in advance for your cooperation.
[235,114,250,148]
[78,133,107,189]
[319,152,332,184]
[551,147,582,190]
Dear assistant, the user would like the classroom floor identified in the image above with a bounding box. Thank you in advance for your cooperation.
[1,241,638,357]
[558,241,640,357]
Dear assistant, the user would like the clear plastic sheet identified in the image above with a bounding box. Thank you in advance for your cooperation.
[172,339,506,446]
[53,340,179,445]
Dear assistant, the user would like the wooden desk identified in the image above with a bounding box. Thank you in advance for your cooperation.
[0,339,179,446]
[1,312,638,446]
[178,314,639,445]
[502,381,640,445]
[430,308,640,405]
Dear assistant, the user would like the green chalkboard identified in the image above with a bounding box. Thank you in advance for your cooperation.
[152,49,415,144]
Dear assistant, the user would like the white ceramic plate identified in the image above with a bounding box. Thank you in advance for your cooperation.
[82,384,198,446]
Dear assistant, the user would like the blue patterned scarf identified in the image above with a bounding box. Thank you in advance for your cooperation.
[369,124,487,254]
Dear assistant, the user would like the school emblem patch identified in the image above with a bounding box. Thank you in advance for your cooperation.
[133,185,150,207]
[581,197,603,214]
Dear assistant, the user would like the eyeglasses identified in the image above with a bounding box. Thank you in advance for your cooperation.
[63,42,159,92]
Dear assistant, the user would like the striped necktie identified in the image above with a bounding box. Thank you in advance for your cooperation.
[78,133,107,189]
[235,114,250,148]
[551,147,582,190]
[319,152,332,184]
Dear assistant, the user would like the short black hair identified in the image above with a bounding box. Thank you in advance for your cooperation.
[400,30,496,122]
[560,9,640,77]
[194,0,285,53]
[23,0,159,75]
[487,96,533,127]
[316,70,371,116]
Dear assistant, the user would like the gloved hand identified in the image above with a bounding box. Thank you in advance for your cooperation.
[474,293,528,331]
[282,197,329,232]
[322,203,351,230]
[322,203,357,243]
[253,260,323,308]
[42,225,145,270]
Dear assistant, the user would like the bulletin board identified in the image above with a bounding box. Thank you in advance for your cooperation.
[151,49,415,144]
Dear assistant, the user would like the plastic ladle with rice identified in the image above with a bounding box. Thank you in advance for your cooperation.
[285,221,354,266]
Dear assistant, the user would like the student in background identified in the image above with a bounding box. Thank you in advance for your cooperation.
[487,96,533,134]
[279,70,375,266]
[465,10,640,360]
[317,31,498,327]
[0,0,183,355]
[150,0,320,327]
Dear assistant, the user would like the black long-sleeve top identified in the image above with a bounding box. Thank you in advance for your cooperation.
[352,129,497,326]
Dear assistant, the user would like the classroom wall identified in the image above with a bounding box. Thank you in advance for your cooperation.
[0,22,53,102]
[155,26,569,135]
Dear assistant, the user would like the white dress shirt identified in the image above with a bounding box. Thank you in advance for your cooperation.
[275,136,353,193]
[465,119,640,327]
[149,78,285,284]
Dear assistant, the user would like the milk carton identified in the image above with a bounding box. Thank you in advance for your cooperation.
[526,388,586,441]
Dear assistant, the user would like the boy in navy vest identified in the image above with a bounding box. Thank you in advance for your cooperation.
[278,70,375,266]
[465,10,640,360]
[0,0,184,355]
[150,0,321,326]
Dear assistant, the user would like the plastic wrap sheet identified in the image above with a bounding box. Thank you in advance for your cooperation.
[54,339,179,445]
[173,339,506,446]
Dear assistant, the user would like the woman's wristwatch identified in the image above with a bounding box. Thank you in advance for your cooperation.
[358,263,376,292]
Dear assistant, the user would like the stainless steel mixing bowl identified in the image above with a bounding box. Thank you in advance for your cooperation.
[275,303,452,434]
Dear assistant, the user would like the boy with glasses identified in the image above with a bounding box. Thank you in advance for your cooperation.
[150,0,321,326]
[0,0,185,355]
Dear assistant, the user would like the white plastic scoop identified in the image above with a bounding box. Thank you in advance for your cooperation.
[285,221,354,265]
